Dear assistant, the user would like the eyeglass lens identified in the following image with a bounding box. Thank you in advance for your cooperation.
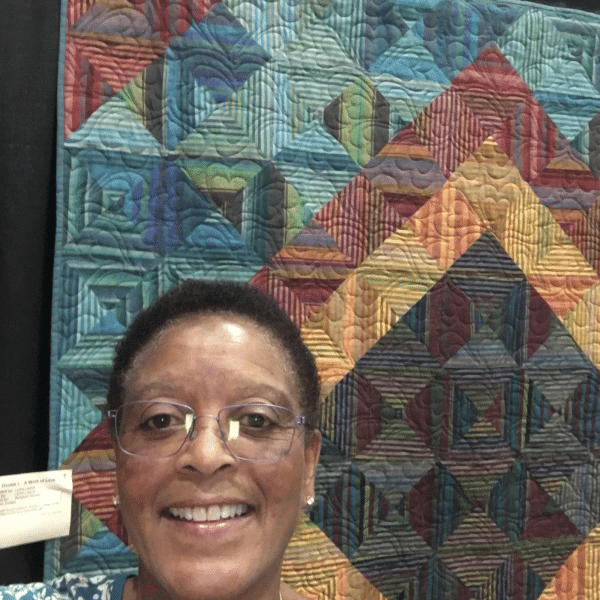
[114,401,300,461]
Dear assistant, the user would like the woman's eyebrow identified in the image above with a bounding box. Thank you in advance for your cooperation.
[125,380,296,409]
[124,381,184,402]
[231,383,296,409]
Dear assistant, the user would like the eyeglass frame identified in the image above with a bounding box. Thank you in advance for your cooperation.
[107,400,308,462]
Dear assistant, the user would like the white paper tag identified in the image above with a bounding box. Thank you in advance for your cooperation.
[0,470,73,549]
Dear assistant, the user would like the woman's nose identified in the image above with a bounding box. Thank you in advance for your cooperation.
[176,416,236,474]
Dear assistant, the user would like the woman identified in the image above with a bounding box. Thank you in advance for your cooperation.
[1,280,322,600]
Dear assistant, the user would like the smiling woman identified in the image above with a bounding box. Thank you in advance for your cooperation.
[0,280,322,600]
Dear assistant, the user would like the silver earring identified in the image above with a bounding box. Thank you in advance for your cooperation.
[306,496,315,506]
[112,494,120,507]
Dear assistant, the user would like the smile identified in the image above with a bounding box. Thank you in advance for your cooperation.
[166,504,250,523]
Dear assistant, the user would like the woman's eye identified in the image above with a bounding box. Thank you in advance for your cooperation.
[140,413,174,430]
[240,413,270,429]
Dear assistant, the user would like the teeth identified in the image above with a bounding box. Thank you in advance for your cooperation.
[193,506,206,521]
[207,506,221,521]
[168,504,249,522]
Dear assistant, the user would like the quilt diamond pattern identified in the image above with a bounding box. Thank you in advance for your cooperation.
[51,0,600,598]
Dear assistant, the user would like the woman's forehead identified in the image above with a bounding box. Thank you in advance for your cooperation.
[124,313,302,406]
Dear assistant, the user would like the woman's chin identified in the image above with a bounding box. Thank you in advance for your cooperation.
[128,500,292,600]
[138,558,277,600]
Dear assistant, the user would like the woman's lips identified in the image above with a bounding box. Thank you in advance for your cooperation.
[166,503,250,523]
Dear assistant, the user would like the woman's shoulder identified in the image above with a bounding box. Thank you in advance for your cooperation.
[0,573,127,600]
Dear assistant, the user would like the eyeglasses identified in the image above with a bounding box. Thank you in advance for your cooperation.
[108,401,306,462]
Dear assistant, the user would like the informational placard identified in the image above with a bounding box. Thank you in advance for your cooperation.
[0,470,72,549]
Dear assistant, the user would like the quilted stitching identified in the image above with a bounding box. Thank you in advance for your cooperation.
[52,0,600,598]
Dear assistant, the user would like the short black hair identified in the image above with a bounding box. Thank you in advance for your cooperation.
[107,279,320,431]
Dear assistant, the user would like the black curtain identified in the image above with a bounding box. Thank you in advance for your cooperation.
[0,0,60,584]
[0,0,598,587]
[532,0,600,10]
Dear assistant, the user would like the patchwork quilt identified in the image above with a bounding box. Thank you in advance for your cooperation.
[50,0,600,598]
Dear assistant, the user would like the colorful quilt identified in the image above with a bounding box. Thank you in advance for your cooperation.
[50,0,600,598]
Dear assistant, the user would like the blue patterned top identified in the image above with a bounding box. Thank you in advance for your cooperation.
[0,574,127,600]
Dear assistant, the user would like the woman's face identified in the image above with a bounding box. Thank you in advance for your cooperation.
[114,313,321,600]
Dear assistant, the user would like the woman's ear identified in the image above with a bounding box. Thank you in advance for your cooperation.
[302,430,321,506]
[108,418,119,455]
